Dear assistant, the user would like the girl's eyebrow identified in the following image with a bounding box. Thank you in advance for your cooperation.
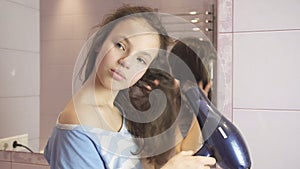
[115,35,130,44]
[122,37,130,45]
[121,36,154,59]
[137,51,153,60]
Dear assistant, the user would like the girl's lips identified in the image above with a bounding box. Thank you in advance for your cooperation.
[110,69,126,81]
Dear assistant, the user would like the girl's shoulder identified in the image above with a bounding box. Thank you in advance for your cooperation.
[58,100,80,125]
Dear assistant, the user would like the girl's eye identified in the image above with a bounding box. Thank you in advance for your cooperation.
[137,57,146,64]
[116,42,126,51]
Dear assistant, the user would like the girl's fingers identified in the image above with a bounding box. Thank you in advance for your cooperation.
[179,150,194,156]
[196,156,216,166]
[137,80,153,90]
[198,80,212,97]
[179,151,216,165]
[204,80,212,93]
[199,81,204,89]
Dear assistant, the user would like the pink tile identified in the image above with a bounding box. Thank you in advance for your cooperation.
[72,14,105,40]
[40,65,73,114]
[160,0,207,13]
[217,0,233,32]
[41,40,73,66]
[0,161,11,169]
[72,0,119,16]
[40,15,73,40]
[0,151,11,161]
[217,33,233,120]
[39,113,58,141]
[40,0,119,16]
[12,152,48,165]
[72,40,86,62]
[40,0,74,16]
[40,65,73,141]
[12,163,49,169]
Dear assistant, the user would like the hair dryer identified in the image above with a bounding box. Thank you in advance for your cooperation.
[183,85,251,169]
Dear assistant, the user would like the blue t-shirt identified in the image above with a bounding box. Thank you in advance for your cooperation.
[44,120,143,169]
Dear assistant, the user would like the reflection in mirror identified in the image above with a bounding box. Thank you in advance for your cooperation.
[159,4,217,47]
[0,0,219,155]
[158,3,218,105]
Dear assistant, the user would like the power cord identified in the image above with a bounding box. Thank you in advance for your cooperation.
[12,141,34,153]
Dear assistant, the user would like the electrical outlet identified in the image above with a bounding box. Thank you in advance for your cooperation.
[0,134,29,151]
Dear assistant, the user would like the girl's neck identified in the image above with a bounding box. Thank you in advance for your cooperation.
[97,77,120,108]
[74,75,123,131]
[84,75,119,108]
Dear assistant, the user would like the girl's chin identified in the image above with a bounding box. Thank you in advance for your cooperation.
[108,82,131,91]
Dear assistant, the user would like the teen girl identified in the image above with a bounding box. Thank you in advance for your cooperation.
[44,5,215,169]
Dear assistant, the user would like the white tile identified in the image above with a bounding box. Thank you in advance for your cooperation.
[8,0,39,9]
[233,109,300,169]
[234,0,300,31]
[233,30,300,110]
[0,96,39,139]
[0,49,39,97]
[39,137,49,153]
[0,0,39,52]
[28,138,40,153]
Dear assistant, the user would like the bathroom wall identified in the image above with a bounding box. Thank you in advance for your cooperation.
[0,0,40,152]
[218,0,300,168]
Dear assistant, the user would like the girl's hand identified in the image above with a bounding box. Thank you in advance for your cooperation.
[198,80,212,97]
[162,151,216,169]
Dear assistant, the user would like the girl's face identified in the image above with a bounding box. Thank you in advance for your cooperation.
[96,18,161,90]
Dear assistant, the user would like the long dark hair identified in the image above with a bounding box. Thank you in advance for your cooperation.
[169,37,215,100]
[124,68,181,166]
[78,5,171,83]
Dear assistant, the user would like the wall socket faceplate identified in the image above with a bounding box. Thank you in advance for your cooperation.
[0,134,29,151]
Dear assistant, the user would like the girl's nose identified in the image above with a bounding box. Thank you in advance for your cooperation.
[118,57,130,69]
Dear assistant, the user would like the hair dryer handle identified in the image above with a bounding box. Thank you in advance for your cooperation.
[194,142,213,157]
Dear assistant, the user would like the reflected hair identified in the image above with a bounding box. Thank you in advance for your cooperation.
[169,37,216,100]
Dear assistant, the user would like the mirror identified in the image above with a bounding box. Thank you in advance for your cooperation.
[0,0,218,153]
